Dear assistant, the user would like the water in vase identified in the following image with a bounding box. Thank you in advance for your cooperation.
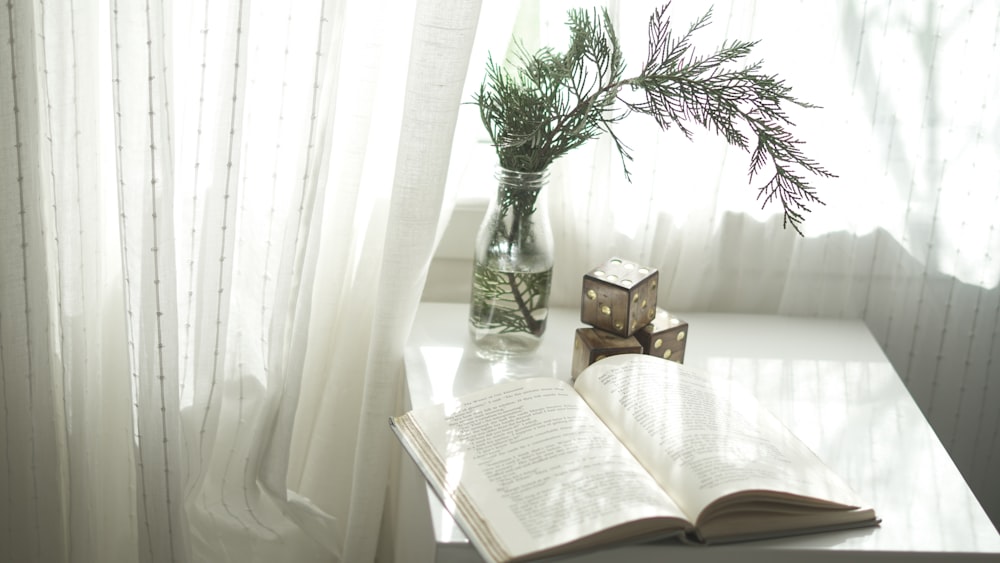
[468,262,553,356]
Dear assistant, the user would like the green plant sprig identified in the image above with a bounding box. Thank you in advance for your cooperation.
[474,3,834,234]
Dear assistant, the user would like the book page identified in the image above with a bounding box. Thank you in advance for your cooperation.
[398,377,689,561]
[574,355,869,526]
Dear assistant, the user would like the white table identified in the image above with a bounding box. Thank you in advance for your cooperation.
[399,302,1000,562]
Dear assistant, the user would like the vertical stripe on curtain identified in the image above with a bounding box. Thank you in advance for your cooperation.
[1,1,64,560]
[110,0,187,559]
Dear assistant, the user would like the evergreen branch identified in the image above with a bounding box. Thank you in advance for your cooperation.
[474,2,835,233]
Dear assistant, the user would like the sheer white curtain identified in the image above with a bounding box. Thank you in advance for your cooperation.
[0,0,479,562]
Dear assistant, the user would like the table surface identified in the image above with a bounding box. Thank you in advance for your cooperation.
[401,302,1000,562]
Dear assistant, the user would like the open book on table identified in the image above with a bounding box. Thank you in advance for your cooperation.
[390,354,879,563]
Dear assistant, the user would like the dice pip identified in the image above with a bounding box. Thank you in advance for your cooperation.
[633,307,688,363]
[571,328,643,380]
[580,257,658,337]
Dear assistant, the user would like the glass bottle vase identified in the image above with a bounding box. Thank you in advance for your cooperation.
[468,167,554,356]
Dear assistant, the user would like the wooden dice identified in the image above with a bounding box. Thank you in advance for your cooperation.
[573,257,685,376]
[571,328,642,380]
[580,257,658,337]
[633,308,688,363]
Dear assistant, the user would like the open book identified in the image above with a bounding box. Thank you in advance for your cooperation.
[390,354,878,563]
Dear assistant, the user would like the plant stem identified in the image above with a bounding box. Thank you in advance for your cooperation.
[506,271,543,336]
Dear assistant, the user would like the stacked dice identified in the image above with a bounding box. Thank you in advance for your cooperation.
[571,257,688,380]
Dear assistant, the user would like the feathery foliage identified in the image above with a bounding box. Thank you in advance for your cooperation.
[474,3,833,234]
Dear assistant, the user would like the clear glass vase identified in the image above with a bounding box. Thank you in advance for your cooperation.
[468,167,554,356]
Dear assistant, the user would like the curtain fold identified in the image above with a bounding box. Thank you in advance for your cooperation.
[340,3,482,556]
[1,0,480,561]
